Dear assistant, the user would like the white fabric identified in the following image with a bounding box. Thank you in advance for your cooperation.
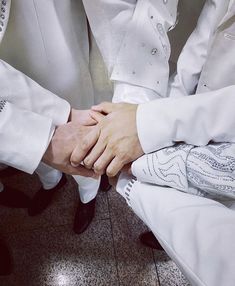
[132,142,235,199]
[137,0,233,153]
[0,0,101,200]
[74,175,101,204]
[137,86,235,153]
[83,0,171,201]
[122,182,235,286]
[36,162,62,190]
[83,0,178,100]
[0,1,71,173]
[0,101,55,174]
[114,1,235,285]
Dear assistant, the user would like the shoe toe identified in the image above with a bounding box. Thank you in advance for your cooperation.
[73,199,96,234]
[139,231,164,251]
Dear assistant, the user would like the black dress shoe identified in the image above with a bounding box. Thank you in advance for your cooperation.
[73,198,96,234]
[28,174,67,216]
[99,174,112,192]
[139,231,164,251]
[0,239,12,276]
[0,186,30,208]
[0,166,19,178]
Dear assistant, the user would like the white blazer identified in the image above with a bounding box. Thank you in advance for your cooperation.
[115,1,235,285]
[83,0,235,285]
[0,0,97,174]
[0,0,72,174]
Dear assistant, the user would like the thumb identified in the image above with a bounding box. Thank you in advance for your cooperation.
[91,102,116,114]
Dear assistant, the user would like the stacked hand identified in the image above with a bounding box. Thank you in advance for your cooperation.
[70,102,143,177]
[43,109,97,177]
[43,103,142,179]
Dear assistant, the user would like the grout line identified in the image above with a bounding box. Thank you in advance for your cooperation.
[152,249,162,286]
[107,192,121,286]
[2,217,111,236]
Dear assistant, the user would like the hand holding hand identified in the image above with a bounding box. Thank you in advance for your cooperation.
[70,102,144,177]
[43,122,97,177]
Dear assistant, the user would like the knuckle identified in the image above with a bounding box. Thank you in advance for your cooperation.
[83,158,91,167]
[94,162,102,173]
[81,139,89,151]
[107,169,115,177]
[117,152,126,163]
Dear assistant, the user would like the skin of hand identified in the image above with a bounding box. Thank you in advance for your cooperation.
[70,102,144,177]
[69,108,97,126]
[108,175,119,188]
[43,122,98,178]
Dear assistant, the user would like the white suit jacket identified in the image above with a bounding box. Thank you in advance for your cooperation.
[83,0,235,285]
[0,0,71,174]
[115,1,235,285]
[0,0,99,174]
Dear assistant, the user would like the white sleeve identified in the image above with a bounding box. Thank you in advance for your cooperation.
[111,0,178,96]
[0,100,54,174]
[83,0,178,101]
[137,85,235,153]
[0,60,70,126]
[132,142,235,199]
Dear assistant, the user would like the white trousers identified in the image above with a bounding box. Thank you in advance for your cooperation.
[118,179,235,286]
[36,162,100,204]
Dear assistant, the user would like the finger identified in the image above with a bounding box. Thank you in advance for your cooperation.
[89,110,106,123]
[93,148,115,175]
[91,102,116,114]
[70,128,99,166]
[83,138,107,169]
[83,117,97,126]
[67,164,98,178]
[106,157,125,177]
[121,163,133,175]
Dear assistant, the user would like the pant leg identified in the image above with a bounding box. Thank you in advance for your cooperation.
[73,175,100,204]
[35,162,62,190]
[125,181,235,286]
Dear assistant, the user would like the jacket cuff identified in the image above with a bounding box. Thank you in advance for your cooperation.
[113,82,161,104]
[0,102,55,174]
[52,97,71,126]
[136,100,173,153]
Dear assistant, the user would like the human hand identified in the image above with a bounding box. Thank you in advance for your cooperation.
[43,122,97,177]
[70,102,144,177]
[69,108,97,126]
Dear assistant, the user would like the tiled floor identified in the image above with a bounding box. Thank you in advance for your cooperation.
[0,168,190,286]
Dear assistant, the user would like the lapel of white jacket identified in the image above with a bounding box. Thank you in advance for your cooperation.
[0,0,11,44]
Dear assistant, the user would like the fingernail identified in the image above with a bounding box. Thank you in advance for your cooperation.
[71,162,79,167]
